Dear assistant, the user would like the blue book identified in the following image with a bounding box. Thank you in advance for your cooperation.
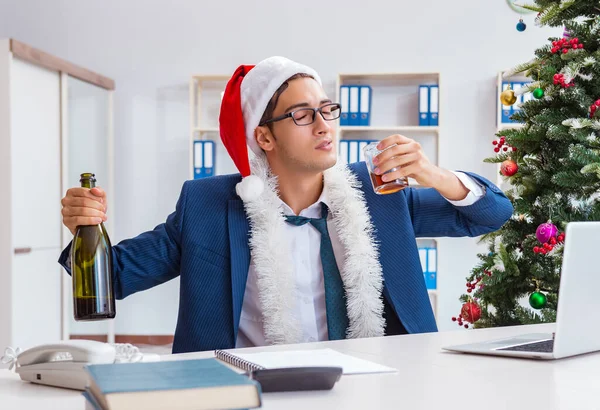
[429,85,439,126]
[418,247,437,290]
[418,85,430,126]
[348,85,360,126]
[85,358,262,410]
[339,86,350,126]
[194,141,216,179]
[501,82,512,123]
[83,388,103,410]
[359,85,371,126]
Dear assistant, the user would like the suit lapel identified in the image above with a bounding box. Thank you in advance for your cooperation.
[228,199,251,339]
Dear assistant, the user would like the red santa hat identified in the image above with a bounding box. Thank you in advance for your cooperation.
[219,56,321,202]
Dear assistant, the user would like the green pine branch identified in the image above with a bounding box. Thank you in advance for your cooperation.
[455,1,600,330]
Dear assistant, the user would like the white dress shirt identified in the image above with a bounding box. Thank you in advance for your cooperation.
[235,172,485,348]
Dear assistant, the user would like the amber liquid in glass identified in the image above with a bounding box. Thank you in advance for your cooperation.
[370,172,409,195]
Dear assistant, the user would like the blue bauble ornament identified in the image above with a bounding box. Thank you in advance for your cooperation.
[516,19,527,32]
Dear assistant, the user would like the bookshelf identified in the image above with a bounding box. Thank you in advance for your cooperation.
[189,74,236,180]
[189,71,441,318]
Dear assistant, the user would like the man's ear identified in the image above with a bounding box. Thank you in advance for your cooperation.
[255,125,275,152]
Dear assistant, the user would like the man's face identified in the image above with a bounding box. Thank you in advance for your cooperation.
[259,77,338,174]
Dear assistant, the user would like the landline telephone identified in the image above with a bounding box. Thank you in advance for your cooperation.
[1,339,160,390]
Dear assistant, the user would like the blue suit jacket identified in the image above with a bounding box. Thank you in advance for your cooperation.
[59,163,512,353]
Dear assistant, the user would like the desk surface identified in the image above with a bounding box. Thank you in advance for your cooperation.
[2,323,599,410]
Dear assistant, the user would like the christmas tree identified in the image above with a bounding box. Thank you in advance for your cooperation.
[453,0,600,329]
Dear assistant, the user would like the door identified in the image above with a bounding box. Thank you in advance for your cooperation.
[9,57,62,347]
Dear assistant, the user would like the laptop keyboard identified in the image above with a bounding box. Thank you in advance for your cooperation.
[497,339,554,353]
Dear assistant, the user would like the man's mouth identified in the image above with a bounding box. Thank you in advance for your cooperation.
[315,140,333,150]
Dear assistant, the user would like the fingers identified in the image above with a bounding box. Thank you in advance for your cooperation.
[376,134,413,151]
[374,153,420,175]
[90,187,106,201]
[380,163,420,182]
[374,138,421,166]
[62,206,106,219]
[66,187,105,203]
[62,186,108,234]
[61,196,106,213]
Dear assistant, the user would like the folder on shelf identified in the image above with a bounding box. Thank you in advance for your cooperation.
[501,82,512,124]
[358,140,369,162]
[339,139,377,163]
[349,140,359,163]
[338,139,349,164]
[511,82,523,123]
[340,86,350,126]
[359,85,371,126]
[194,140,204,179]
[427,247,437,290]
[418,246,437,290]
[429,85,439,126]
[193,140,216,179]
[419,85,430,126]
[203,140,215,177]
[349,86,360,126]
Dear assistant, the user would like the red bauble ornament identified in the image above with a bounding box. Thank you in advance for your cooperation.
[590,100,600,118]
[460,302,482,324]
[500,160,518,177]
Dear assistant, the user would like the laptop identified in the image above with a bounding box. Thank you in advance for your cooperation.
[443,221,600,360]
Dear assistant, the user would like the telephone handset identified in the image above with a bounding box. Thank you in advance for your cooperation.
[2,339,160,391]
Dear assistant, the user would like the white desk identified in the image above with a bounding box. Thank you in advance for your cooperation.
[2,323,599,409]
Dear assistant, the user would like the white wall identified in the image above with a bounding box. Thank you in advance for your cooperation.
[0,0,561,334]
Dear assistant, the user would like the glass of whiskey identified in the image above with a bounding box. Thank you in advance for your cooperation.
[362,141,409,195]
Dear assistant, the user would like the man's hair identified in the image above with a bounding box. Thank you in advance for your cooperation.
[259,73,314,127]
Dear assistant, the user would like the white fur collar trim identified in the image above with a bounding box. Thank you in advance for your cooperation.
[241,155,385,344]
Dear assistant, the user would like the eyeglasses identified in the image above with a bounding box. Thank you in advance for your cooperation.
[259,103,342,126]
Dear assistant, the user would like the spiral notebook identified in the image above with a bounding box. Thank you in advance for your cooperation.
[215,348,397,375]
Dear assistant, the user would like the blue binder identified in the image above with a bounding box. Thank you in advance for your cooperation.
[340,86,350,126]
[418,246,437,290]
[501,82,512,123]
[429,85,439,126]
[348,86,360,126]
[193,140,215,179]
[338,140,349,164]
[339,139,377,163]
[203,140,215,177]
[359,85,371,126]
[418,85,430,126]
[348,139,359,162]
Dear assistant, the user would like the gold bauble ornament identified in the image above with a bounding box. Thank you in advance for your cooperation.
[500,88,517,106]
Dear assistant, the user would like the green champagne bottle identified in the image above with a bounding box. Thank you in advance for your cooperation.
[71,173,116,321]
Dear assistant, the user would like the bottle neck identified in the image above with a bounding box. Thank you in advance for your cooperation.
[80,179,96,189]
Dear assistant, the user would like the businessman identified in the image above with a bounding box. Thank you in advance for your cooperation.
[59,56,513,353]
